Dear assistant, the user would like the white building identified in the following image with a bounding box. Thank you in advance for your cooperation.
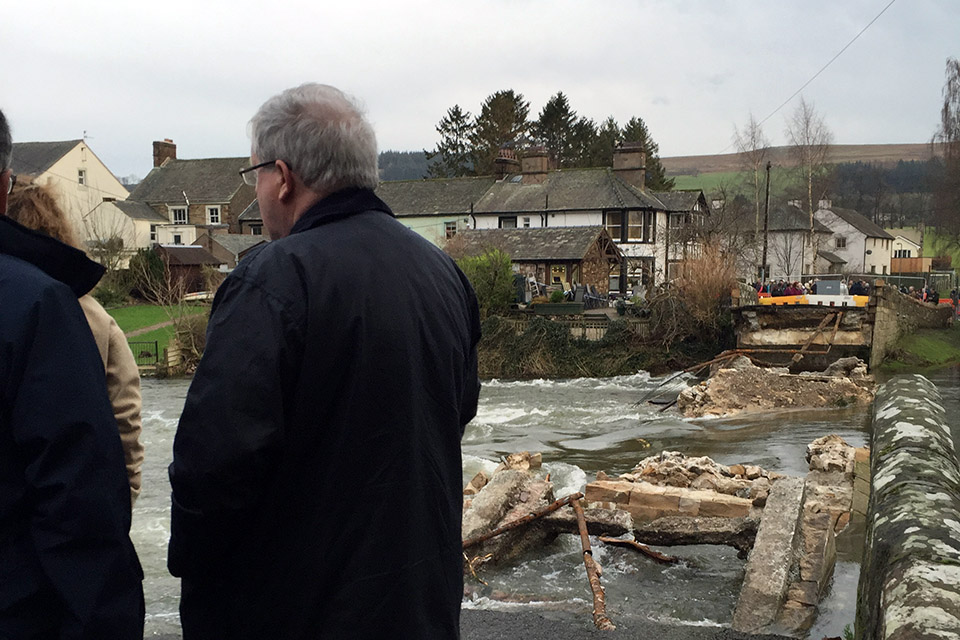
[814,203,894,276]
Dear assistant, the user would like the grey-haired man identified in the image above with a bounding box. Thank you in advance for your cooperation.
[169,84,481,639]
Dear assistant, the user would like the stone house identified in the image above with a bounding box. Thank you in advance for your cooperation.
[814,202,894,276]
[455,226,623,294]
[10,139,130,249]
[193,232,267,269]
[130,139,256,239]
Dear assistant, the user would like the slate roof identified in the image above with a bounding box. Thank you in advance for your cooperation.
[158,245,222,266]
[114,200,167,222]
[823,207,894,240]
[238,198,260,221]
[131,157,249,203]
[473,168,664,213]
[817,250,847,264]
[767,204,832,233]
[650,190,706,212]
[377,177,496,216]
[457,226,621,262]
[10,140,81,176]
[206,233,267,257]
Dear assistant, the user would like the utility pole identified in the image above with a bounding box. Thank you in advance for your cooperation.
[760,161,772,283]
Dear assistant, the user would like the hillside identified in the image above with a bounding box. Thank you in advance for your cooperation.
[661,143,935,176]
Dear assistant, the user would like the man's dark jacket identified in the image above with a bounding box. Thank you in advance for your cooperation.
[169,189,481,639]
[0,216,144,638]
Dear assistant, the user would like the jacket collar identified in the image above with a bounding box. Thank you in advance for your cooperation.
[289,188,394,236]
[0,216,104,297]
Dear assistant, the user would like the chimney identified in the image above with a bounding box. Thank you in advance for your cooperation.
[520,147,549,185]
[818,199,832,210]
[153,139,177,167]
[613,143,646,189]
[494,147,520,180]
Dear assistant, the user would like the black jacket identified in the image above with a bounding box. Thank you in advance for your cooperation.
[0,217,144,638]
[169,189,480,639]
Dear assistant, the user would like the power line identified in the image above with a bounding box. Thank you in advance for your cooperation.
[726,0,899,154]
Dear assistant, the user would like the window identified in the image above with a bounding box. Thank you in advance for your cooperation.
[882,265,887,275]
[522,217,531,228]
[251,225,263,236]
[171,207,188,224]
[627,211,654,243]
[444,221,457,239]
[207,206,221,225]
[894,249,912,258]
[77,169,86,185]
[604,210,622,240]
[870,265,876,273]
[173,234,182,245]
[498,216,517,229]
[149,224,157,242]
[835,236,847,249]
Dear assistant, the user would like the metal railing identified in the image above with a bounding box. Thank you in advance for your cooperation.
[129,341,159,367]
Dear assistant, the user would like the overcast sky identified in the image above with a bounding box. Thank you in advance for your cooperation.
[2,0,956,180]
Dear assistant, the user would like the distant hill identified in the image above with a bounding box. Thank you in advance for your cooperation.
[379,150,428,181]
[661,143,935,176]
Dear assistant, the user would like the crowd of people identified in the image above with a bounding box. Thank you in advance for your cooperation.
[751,278,874,297]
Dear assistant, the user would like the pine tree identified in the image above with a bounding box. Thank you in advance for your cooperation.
[533,92,578,168]
[469,90,530,175]
[424,105,475,178]
[621,116,674,190]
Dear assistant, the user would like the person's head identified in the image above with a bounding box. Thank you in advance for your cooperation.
[0,108,12,214]
[6,181,81,248]
[246,83,379,239]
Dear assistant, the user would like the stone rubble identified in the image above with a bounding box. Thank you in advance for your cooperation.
[677,355,875,419]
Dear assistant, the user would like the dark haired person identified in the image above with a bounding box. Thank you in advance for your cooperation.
[0,108,144,637]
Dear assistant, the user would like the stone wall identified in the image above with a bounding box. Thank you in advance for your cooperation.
[868,284,954,369]
[856,375,960,639]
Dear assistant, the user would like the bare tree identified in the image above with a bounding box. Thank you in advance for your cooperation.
[733,114,770,237]
[771,233,804,280]
[785,96,833,269]
[933,58,960,238]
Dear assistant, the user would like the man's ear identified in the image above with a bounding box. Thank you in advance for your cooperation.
[275,160,295,202]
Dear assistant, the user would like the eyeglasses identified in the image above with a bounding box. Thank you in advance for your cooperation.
[3,170,14,195]
[239,160,277,186]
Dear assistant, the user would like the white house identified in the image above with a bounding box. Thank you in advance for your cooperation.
[11,139,130,248]
[814,203,894,276]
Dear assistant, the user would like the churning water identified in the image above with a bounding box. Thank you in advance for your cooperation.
[134,372,873,638]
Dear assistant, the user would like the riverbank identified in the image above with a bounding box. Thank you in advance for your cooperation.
[478,316,732,379]
[880,324,960,371]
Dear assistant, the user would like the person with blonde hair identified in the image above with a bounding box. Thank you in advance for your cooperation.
[8,181,144,506]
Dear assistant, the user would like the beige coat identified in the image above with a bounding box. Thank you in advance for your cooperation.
[78,296,144,506]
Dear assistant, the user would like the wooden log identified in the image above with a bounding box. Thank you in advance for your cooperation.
[462,492,583,550]
[571,499,616,631]
[598,536,679,565]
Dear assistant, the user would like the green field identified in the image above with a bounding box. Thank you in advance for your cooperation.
[670,166,798,199]
[108,304,206,334]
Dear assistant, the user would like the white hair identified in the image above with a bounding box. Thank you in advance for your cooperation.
[249,84,379,193]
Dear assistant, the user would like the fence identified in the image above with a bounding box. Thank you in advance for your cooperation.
[505,314,650,340]
[128,341,159,368]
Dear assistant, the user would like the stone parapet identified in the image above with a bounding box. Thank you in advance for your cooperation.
[857,375,960,639]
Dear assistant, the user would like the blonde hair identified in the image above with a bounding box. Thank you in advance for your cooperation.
[7,181,81,249]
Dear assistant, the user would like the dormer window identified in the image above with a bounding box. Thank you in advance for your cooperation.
[171,207,188,225]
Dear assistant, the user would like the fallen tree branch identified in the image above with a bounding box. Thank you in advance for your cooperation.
[462,492,583,550]
[572,499,616,631]
[598,536,680,565]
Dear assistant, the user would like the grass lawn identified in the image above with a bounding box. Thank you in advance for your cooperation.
[108,304,207,334]
[881,324,960,372]
[126,326,177,358]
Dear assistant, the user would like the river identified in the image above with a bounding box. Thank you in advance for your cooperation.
[133,371,875,638]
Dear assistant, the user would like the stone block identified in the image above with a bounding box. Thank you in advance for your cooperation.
[624,504,670,523]
[786,581,820,606]
[852,488,869,516]
[629,484,681,511]
[775,599,816,636]
[698,493,752,518]
[731,476,805,635]
[678,497,701,515]
[584,480,633,505]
